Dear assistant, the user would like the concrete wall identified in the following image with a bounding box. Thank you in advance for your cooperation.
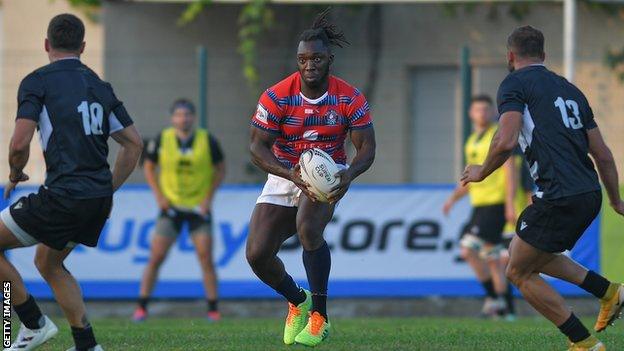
[0,0,104,185]
[103,2,624,184]
[6,1,623,185]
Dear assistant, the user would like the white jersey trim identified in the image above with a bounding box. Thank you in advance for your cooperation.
[109,111,124,133]
[39,105,53,151]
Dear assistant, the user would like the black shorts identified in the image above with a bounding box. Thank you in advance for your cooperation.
[155,207,212,237]
[465,204,506,245]
[516,191,601,253]
[0,186,112,250]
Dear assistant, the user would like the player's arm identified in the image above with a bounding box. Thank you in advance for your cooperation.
[200,136,226,214]
[328,127,376,204]
[201,160,225,211]
[5,73,43,199]
[111,125,143,192]
[587,126,624,215]
[4,119,37,199]
[461,111,521,186]
[442,183,469,216]
[142,137,170,210]
[249,127,316,200]
[503,156,518,224]
[143,157,169,210]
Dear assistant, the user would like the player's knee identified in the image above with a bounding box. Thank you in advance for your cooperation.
[245,244,268,269]
[505,264,526,287]
[198,253,214,270]
[459,246,476,260]
[149,253,167,267]
[297,224,323,250]
[34,257,62,279]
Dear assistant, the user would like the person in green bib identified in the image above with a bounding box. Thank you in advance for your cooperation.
[133,98,225,322]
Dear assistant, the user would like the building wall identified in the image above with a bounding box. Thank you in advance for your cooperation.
[0,0,104,185]
[55,2,624,184]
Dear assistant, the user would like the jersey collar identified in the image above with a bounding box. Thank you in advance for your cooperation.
[299,91,328,105]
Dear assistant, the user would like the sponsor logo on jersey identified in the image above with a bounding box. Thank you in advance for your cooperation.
[255,104,268,124]
[520,221,528,231]
[303,130,318,141]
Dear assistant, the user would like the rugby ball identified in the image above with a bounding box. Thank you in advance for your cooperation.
[298,148,341,202]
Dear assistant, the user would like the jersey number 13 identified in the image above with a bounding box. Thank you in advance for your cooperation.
[554,97,583,130]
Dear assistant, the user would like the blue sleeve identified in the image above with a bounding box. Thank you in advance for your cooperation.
[497,75,525,115]
[16,73,44,121]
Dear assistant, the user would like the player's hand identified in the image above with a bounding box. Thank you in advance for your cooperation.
[612,200,624,216]
[442,199,454,216]
[156,193,170,211]
[289,164,318,202]
[4,171,29,199]
[200,198,212,216]
[460,165,484,187]
[505,203,517,224]
[328,169,351,204]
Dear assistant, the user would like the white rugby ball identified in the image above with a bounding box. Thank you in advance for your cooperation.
[298,148,341,202]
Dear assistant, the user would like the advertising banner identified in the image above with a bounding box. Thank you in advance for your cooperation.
[1,185,599,299]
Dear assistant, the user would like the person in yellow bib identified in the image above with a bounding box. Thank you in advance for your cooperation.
[133,99,225,322]
[443,95,516,320]
[502,148,535,247]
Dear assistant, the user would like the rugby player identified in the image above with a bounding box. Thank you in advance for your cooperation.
[462,25,624,351]
[0,14,142,351]
[246,9,375,347]
[443,95,515,319]
[133,99,225,322]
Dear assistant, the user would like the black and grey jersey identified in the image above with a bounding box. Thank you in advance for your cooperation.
[16,58,133,199]
[497,64,600,200]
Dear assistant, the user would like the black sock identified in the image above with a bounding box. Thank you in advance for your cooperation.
[13,295,44,329]
[558,313,590,343]
[274,274,306,305]
[504,282,515,314]
[207,299,218,312]
[481,279,497,299]
[303,241,331,319]
[579,270,611,299]
[137,297,149,310]
[71,324,97,351]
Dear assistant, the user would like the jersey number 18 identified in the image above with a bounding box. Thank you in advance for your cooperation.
[77,100,104,135]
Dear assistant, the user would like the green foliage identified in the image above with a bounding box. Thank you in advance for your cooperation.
[606,48,624,82]
[177,0,273,95]
[237,0,274,95]
[60,0,101,21]
[178,0,212,26]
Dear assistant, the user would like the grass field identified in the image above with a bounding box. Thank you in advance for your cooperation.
[601,187,624,282]
[18,317,624,351]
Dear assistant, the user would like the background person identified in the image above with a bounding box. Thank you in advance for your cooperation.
[132,99,225,322]
[443,95,516,319]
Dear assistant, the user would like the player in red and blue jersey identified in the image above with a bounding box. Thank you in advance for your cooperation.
[251,72,372,169]
[247,9,376,347]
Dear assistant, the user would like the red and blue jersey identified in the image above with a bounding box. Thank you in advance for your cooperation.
[251,72,372,167]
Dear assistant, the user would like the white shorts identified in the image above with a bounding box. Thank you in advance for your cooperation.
[256,174,301,207]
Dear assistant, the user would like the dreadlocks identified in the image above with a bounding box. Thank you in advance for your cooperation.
[299,8,349,49]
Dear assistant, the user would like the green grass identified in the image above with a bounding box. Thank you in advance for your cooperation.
[17,317,624,351]
[601,187,624,282]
